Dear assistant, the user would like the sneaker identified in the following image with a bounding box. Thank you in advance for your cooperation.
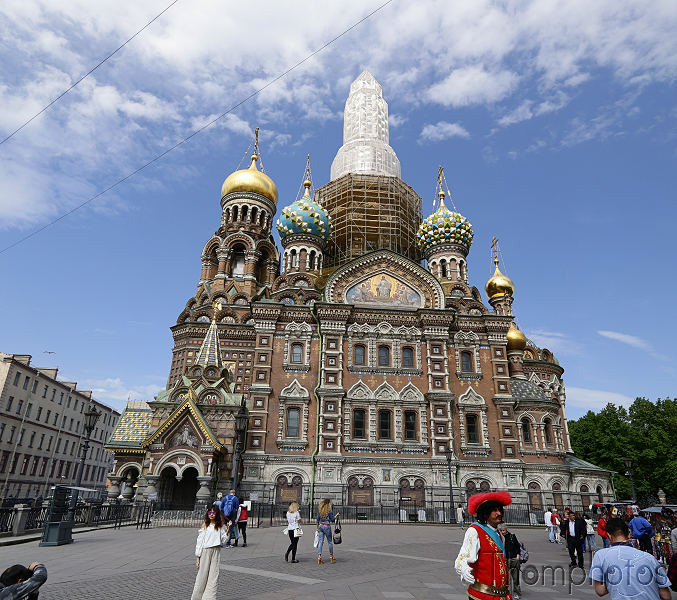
[243,543,247,547]
[514,594,520,599]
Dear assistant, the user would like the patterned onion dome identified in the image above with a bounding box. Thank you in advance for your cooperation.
[276,180,332,241]
[417,191,473,252]
[485,258,515,298]
[221,154,278,203]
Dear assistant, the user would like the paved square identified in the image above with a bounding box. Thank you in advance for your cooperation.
[0,524,601,599]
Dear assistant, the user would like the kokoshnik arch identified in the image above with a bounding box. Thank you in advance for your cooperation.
[105,70,612,511]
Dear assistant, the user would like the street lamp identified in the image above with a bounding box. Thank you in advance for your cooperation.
[624,457,636,503]
[67,406,101,520]
[232,405,248,492]
[444,447,455,523]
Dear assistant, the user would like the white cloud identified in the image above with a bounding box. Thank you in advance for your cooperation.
[525,329,581,355]
[77,376,165,411]
[426,66,518,107]
[419,121,470,142]
[565,386,634,413]
[388,113,407,128]
[597,330,668,361]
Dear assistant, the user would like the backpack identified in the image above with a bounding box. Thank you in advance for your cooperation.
[519,541,529,564]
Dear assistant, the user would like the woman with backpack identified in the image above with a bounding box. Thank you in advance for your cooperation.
[316,498,340,565]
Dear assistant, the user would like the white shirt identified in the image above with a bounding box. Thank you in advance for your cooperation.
[286,511,301,531]
[456,507,464,521]
[544,510,552,525]
[195,523,228,557]
[569,520,576,537]
[455,524,502,584]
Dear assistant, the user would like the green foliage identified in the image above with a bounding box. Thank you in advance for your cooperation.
[568,398,677,504]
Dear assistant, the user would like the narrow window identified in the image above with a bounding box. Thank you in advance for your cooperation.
[402,347,414,368]
[522,418,532,444]
[353,409,366,439]
[378,345,390,367]
[378,410,392,439]
[290,343,303,363]
[466,414,479,444]
[354,344,366,365]
[544,419,552,445]
[13,372,20,385]
[461,351,472,372]
[441,259,448,278]
[404,411,417,441]
[232,248,245,277]
[286,407,300,438]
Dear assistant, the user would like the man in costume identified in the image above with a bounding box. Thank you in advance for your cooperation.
[455,491,513,600]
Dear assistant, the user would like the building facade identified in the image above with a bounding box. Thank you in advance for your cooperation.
[0,353,119,501]
[106,70,612,511]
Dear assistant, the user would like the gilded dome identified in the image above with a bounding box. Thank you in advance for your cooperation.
[221,154,278,203]
[485,259,515,298]
[276,180,332,241]
[417,191,473,253]
[506,322,527,352]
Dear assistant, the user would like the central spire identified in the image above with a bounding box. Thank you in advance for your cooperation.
[330,70,401,180]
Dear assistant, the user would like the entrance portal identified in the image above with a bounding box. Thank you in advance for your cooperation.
[157,466,200,509]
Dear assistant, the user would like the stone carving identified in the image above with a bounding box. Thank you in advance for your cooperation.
[169,424,199,449]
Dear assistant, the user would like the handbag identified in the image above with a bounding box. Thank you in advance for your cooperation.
[294,526,304,538]
[313,530,320,548]
[333,516,342,545]
[519,541,529,563]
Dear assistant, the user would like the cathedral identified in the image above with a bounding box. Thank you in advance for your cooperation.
[106,70,612,512]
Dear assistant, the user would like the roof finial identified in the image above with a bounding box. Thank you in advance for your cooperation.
[491,236,500,268]
[299,154,314,200]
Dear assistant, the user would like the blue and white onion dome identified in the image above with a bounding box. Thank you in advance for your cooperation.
[276,180,332,241]
[417,190,473,252]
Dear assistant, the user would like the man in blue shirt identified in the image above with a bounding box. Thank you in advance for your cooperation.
[222,489,240,547]
[591,518,671,600]
[629,514,654,554]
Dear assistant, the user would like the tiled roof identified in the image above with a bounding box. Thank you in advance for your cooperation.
[195,319,222,367]
[510,378,547,401]
[107,400,152,447]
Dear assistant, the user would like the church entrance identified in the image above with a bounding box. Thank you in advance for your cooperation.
[157,466,200,509]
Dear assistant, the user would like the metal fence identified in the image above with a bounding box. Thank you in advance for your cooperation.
[0,507,16,533]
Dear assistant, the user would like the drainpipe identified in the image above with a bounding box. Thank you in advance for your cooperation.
[309,303,324,507]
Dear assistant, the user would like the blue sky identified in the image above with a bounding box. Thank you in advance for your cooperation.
[0,0,675,419]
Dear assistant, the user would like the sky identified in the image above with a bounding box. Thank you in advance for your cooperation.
[0,0,675,420]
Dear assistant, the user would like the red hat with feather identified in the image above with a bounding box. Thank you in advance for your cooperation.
[468,491,512,516]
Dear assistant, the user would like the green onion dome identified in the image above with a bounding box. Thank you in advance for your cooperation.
[417,190,473,252]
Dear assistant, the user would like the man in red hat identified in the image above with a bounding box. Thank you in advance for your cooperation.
[455,491,513,600]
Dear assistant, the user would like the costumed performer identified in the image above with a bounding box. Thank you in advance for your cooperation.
[455,491,513,600]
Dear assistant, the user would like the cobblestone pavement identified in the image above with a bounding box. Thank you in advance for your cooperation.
[0,523,600,599]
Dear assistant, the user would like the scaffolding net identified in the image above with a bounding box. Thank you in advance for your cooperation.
[316,173,422,268]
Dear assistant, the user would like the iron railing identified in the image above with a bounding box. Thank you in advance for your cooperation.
[0,507,16,533]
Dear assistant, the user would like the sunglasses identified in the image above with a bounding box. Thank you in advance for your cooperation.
[208,512,217,518]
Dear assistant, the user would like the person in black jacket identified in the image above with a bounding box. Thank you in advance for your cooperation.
[498,524,522,599]
[565,511,586,568]
[0,562,47,599]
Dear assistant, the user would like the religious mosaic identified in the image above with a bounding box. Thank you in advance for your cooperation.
[345,273,422,308]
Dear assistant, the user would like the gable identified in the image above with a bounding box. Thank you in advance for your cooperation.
[324,250,444,309]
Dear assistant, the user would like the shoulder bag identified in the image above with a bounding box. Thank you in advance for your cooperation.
[333,516,342,544]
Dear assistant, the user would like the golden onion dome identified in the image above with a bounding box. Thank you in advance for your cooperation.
[506,322,527,352]
[485,258,515,299]
[221,154,278,203]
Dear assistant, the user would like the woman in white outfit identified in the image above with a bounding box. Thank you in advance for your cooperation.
[191,507,228,600]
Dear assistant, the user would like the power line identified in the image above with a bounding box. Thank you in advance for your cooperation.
[0,0,181,146]
[0,0,394,256]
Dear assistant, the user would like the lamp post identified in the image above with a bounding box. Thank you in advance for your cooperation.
[624,457,636,503]
[67,406,101,520]
[232,406,248,492]
[444,448,455,523]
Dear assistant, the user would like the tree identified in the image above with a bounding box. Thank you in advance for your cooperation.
[568,398,677,505]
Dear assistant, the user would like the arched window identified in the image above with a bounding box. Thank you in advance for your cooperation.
[544,419,552,445]
[251,206,258,223]
[378,345,390,367]
[378,410,392,439]
[308,251,316,271]
[286,407,300,438]
[232,246,245,278]
[402,347,414,368]
[596,485,603,503]
[461,351,472,372]
[290,249,298,269]
[290,343,303,363]
[441,259,448,278]
[466,414,479,444]
[353,409,366,439]
[522,418,532,443]
[580,484,591,510]
[353,344,366,366]
[404,410,417,441]
[232,205,239,221]
[241,205,248,221]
